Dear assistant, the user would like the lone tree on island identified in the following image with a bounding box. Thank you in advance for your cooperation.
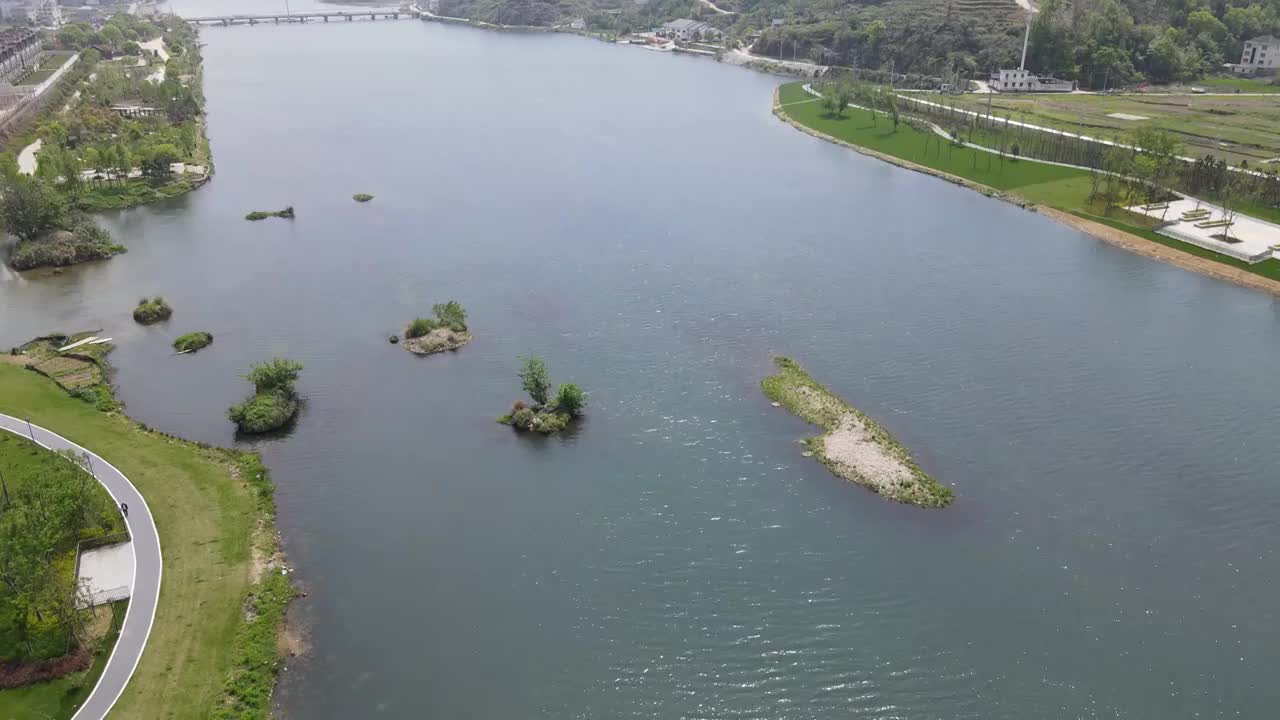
[518,355,551,406]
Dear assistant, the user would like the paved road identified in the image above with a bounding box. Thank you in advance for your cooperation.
[0,413,161,720]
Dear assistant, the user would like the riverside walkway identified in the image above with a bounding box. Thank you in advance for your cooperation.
[186,10,421,25]
[0,413,162,720]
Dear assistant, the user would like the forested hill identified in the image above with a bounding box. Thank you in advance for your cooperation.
[433,0,1280,86]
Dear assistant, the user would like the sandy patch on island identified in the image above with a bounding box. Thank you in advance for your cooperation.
[823,414,914,492]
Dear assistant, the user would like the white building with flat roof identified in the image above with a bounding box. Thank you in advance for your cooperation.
[989,68,1074,93]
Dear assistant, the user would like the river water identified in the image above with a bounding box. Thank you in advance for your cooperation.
[2,10,1279,719]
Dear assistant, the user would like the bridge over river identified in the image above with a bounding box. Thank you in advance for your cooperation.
[186,10,421,26]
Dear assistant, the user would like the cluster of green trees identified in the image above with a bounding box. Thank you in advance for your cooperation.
[228,359,304,434]
[1029,0,1280,85]
[818,81,900,128]
[0,446,119,662]
[500,356,586,433]
[0,15,207,215]
[444,0,1280,86]
[57,14,162,57]
[1089,126,1185,212]
[0,174,121,271]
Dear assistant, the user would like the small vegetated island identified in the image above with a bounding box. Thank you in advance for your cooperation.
[352,193,374,203]
[132,296,172,324]
[401,300,471,355]
[245,206,295,221]
[498,356,586,434]
[762,356,952,508]
[172,331,213,353]
[227,358,303,434]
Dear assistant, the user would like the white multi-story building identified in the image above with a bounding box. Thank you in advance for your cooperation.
[989,68,1074,93]
[28,0,63,28]
[1235,35,1279,75]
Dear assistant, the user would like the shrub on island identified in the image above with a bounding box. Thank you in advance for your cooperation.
[173,331,213,353]
[245,206,295,221]
[133,296,173,325]
[353,193,374,203]
[227,358,303,433]
[497,356,585,434]
[401,300,471,355]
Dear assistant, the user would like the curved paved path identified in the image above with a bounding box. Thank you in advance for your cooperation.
[0,413,161,720]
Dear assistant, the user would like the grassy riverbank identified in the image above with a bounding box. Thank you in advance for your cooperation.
[0,364,293,720]
[775,82,1280,287]
[762,357,952,508]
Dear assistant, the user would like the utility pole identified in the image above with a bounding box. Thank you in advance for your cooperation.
[1019,12,1031,71]
[26,418,35,442]
[1,468,9,511]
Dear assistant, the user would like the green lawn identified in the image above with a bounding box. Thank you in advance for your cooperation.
[1195,75,1280,94]
[15,68,58,87]
[777,82,1280,284]
[38,54,70,72]
[943,88,1280,166]
[0,365,287,720]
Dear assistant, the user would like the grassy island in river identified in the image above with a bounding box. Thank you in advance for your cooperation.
[172,331,213,353]
[762,356,952,508]
[245,207,294,221]
[132,296,172,325]
[228,358,303,434]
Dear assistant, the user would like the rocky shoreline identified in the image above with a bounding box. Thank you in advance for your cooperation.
[403,326,472,355]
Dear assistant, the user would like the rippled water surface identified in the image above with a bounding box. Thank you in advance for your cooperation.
[2,10,1280,719]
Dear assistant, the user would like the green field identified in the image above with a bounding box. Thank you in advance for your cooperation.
[16,68,58,87]
[0,364,290,720]
[944,89,1280,167]
[1195,75,1280,94]
[777,83,1280,283]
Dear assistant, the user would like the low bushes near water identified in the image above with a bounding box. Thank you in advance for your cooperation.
[132,296,172,325]
[227,358,303,434]
[352,193,374,203]
[172,331,213,353]
[497,356,586,434]
[244,206,294,221]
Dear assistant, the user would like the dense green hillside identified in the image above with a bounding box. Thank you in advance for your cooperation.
[433,0,1280,86]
